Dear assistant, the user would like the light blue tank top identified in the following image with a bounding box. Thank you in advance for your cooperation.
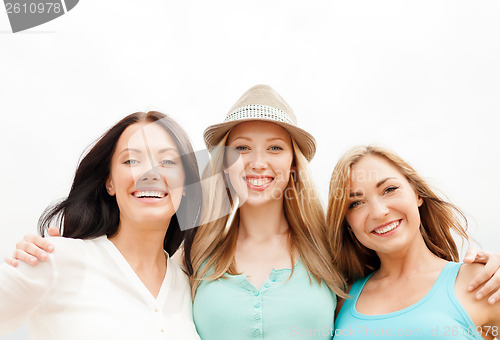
[335,262,482,339]
[193,260,337,340]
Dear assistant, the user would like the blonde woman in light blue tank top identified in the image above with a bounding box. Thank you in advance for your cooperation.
[327,146,500,339]
[190,85,347,339]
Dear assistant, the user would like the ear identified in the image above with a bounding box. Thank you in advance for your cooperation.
[417,195,423,207]
[106,177,116,196]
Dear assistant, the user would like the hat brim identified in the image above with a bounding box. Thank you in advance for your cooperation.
[203,118,316,162]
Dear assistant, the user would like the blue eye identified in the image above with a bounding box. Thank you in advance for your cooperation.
[384,186,399,194]
[269,146,283,151]
[348,201,362,209]
[160,159,176,167]
[124,159,138,165]
[235,145,249,152]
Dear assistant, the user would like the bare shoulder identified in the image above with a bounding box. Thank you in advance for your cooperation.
[456,263,484,285]
[455,263,487,303]
[456,263,500,331]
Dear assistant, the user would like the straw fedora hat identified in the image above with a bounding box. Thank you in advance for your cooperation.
[203,84,317,161]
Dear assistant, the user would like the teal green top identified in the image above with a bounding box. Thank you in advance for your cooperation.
[193,260,337,339]
[335,262,482,339]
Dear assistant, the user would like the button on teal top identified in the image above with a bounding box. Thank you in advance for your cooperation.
[193,260,337,340]
[335,262,482,339]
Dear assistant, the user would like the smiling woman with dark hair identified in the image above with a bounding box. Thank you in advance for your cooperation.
[0,111,201,340]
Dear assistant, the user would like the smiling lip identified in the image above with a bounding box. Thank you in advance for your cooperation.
[371,220,401,236]
[244,176,274,191]
[131,189,168,203]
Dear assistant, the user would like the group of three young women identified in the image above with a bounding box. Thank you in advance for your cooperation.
[1,84,499,339]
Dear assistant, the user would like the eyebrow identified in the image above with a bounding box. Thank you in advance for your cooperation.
[376,177,396,188]
[349,177,397,197]
[119,148,141,155]
[230,137,288,143]
[158,147,179,154]
[119,147,179,155]
[267,137,287,142]
[231,137,251,142]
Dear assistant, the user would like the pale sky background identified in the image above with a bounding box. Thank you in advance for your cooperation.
[1,1,500,339]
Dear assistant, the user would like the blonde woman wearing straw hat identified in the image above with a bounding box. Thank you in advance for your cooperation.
[188,84,347,339]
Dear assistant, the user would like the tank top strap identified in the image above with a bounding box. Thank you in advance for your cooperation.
[351,273,372,297]
[414,261,461,302]
[344,272,374,311]
[423,261,468,318]
[441,261,463,294]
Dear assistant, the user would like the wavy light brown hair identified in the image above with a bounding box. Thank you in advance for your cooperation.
[190,133,347,298]
[327,145,469,283]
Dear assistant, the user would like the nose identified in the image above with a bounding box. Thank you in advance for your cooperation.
[138,167,161,182]
[249,150,267,170]
[369,197,390,220]
[136,166,166,191]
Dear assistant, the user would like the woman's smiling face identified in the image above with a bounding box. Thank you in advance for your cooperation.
[345,155,423,255]
[225,121,294,207]
[106,122,185,227]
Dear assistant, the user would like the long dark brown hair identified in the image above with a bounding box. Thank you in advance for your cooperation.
[38,111,202,275]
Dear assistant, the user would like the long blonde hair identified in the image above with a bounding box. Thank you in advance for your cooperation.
[190,132,347,297]
[327,145,469,283]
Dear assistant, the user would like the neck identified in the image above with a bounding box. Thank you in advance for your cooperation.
[109,218,169,270]
[238,199,289,241]
[376,236,446,279]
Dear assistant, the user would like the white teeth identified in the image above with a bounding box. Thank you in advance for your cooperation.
[133,191,166,198]
[246,178,272,186]
[373,221,399,234]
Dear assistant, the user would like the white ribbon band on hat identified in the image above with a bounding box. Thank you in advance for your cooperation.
[224,104,295,126]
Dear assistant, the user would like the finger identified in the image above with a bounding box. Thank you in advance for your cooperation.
[22,233,43,243]
[468,258,498,293]
[4,257,18,267]
[21,241,50,261]
[475,270,500,301]
[487,286,500,305]
[464,249,489,265]
[467,259,496,291]
[463,248,479,263]
[47,227,61,238]
[20,235,54,253]
[13,249,38,266]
